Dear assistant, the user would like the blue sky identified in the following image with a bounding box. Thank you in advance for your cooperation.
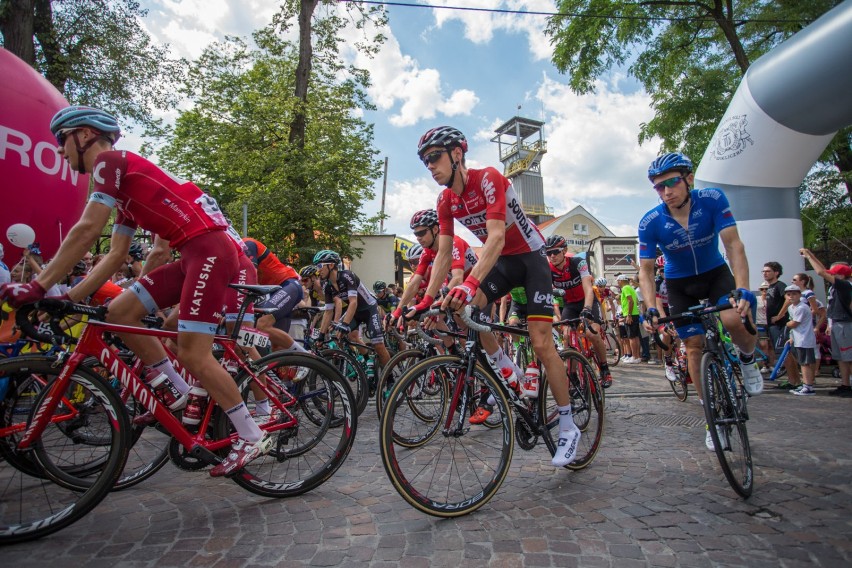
[133,1,666,244]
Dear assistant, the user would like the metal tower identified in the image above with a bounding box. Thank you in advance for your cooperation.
[490,116,553,225]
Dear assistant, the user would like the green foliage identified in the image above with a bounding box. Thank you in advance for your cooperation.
[1,0,185,139]
[546,0,841,161]
[158,6,385,265]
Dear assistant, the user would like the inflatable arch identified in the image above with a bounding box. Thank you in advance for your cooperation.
[0,48,90,268]
[695,0,852,288]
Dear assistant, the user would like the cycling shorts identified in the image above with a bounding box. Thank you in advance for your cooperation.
[131,231,238,335]
[508,300,528,321]
[560,298,603,326]
[479,248,553,321]
[342,305,384,344]
[257,277,304,331]
[224,254,257,325]
[665,263,735,340]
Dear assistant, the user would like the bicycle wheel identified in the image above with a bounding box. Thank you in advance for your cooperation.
[669,367,689,402]
[375,348,425,420]
[0,370,47,478]
[380,355,514,517]
[112,398,171,491]
[225,352,357,498]
[541,350,604,470]
[701,352,753,498]
[605,332,621,367]
[0,356,130,545]
[321,348,368,416]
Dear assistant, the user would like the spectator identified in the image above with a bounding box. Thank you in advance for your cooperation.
[756,281,771,372]
[617,274,642,363]
[633,274,655,363]
[764,261,800,389]
[0,244,9,285]
[800,250,852,396]
[784,285,817,396]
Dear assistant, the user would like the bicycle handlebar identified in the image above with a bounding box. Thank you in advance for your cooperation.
[656,301,756,336]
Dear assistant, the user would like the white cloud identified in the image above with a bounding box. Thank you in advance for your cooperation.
[429,0,556,61]
[536,73,661,207]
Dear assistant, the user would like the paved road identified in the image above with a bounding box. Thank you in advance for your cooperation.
[4,362,851,567]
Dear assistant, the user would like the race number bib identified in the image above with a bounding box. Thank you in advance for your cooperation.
[237,327,270,349]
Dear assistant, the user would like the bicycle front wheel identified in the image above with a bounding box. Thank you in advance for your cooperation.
[669,367,689,402]
[320,348,369,416]
[701,352,753,498]
[375,348,425,420]
[605,332,621,367]
[0,356,130,545]
[227,352,357,498]
[380,355,514,517]
[541,350,605,470]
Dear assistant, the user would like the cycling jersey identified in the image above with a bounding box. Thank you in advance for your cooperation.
[551,257,590,304]
[638,188,737,279]
[322,270,376,312]
[417,235,478,282]
[375,293,400,311]
[242,238,298,286]
[90,151,228,248]
[436,167,545,255]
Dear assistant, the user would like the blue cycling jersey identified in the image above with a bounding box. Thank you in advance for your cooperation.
[638,188,737,279]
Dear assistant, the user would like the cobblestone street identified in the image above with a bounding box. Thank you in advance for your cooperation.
[4,363,851,567]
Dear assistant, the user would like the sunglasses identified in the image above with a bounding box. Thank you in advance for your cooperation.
[652,176,683,192]
[413,228,430,238]
[546,249,562,256]
[421,149,446,167]
[55,127,79,146]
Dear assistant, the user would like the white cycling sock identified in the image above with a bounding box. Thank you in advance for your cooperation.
[285,341,308,353]
[254,398,271,415]
[151,358,191,396]
[557,404,575,432]
[226,402,263,442]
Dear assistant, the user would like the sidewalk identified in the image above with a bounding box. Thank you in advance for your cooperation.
[3,362,851,567]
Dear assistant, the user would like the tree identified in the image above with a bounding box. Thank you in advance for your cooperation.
[0,0,184,136]
[545,1,850,205]
[158,3,386,263]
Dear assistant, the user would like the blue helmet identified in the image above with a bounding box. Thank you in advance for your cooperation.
[313,249,341,266]
[49,106,122,143]
[647,152,693,180]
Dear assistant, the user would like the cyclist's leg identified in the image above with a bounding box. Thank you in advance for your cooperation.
[255,278,305,351]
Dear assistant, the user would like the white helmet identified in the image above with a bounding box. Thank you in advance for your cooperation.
[594,277,607,287]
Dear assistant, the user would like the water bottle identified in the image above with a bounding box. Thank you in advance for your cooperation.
[146,370,181,407]
[182,385,209,427]
[520,362,540,398]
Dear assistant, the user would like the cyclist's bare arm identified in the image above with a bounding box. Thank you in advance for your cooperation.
[35,202,112,290]
[139,235,172,277]
[67,231,133,303]
[424,234,454,300]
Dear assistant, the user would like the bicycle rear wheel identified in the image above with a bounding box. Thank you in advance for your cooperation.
[541,350,604,470]
[701,353,753,498]
[669,368,689,402]
[380,355,513,517]
[321,348,368,416]
[0,356,129,544]
[375,348,425,420]
[605,332,621,367]
[226,352,357,498]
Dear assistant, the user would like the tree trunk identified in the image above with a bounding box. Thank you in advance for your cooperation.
[32,0,66,91]
[0,0,36,65]
[289,0,319,149]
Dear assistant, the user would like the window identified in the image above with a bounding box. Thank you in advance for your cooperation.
[573,223,589,235]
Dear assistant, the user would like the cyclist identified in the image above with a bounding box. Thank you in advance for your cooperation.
[416,125,581,467]
[242,237,306,354]
[373,280,399,317]
[314,249,391,371]
[0,106,271,476]
[547,235,614,388]
[637,152,762,450]
[0,244,10,285]
[592,276,615,325]
[392,209,477,321]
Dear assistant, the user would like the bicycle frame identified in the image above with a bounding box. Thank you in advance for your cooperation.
[18,319,300,465]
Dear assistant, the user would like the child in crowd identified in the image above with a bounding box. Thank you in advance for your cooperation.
[785,284,817,396]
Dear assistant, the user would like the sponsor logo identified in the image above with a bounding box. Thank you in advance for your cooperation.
[664,222,674,229]
[533,291,553,305]
[712,114,753,160]
[488,282,498,293]
[189,256,217,316]
[164,199,191,223]
[507,198,534,239]
[639,210,659,230]
[482,176,496,205]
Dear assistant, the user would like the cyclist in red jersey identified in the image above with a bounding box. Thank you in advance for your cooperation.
[414,126,581,467]
[547,235,613,388]
[0,106,271,476]
[242,237,307,353]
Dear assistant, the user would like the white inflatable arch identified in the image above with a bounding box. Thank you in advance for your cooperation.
[695,0,852,287]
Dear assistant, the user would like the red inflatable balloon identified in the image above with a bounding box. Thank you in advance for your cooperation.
[0,48,89,268]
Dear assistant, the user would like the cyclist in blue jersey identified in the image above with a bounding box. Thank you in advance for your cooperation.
[637,152,763,450]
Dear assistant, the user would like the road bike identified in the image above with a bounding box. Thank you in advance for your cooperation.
[657,299,756,498]
[0,284,357,544]
[379,306,604,517]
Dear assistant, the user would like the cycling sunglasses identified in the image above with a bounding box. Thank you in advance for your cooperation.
[55,127,80,146]
[421,149,446,167]
[652,176,684,192]
[412,228,431,238]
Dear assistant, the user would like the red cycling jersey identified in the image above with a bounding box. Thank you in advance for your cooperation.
[551,256,590,304]
[416,235,478,283]
[90,151,228,248]
[242,238,298,286]
[436,167,545,255]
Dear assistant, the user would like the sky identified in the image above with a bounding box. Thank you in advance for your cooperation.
[131,0,666,245]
